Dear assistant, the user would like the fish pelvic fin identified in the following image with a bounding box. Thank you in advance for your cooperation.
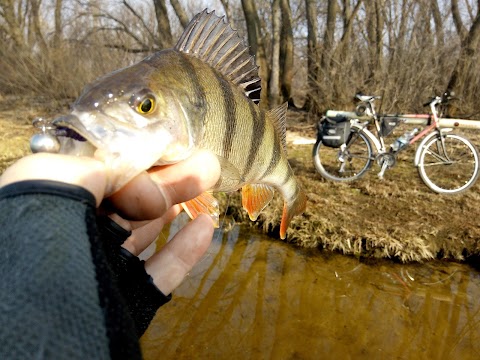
[280,187,307,240]
[181,191,220,228]
[241,184,275,221]
[174,9,261,104]
[267,102,288,152]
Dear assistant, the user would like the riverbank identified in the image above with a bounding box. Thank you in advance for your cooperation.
[1,97,479,262]
[223,110,480,262]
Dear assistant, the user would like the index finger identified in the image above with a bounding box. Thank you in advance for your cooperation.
[107,150,220,220]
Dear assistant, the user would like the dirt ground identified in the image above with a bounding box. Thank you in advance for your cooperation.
[1,96,479,263]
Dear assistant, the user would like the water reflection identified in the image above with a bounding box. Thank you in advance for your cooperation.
[141,222,480,359]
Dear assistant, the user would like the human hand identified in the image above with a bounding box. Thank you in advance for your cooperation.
[0,151,221,295]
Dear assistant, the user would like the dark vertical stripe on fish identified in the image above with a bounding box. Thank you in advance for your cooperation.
[260,131,282,180]
[178,54,207,123]
[242,101,265,179]
[280,169,291,186]
[214,71,237,159]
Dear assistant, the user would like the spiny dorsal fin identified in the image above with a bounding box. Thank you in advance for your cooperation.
[267,102,288,152]
[174,9,261,104]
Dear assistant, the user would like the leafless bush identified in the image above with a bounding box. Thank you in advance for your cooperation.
[0,39,138,102]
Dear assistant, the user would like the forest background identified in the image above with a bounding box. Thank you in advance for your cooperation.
[1,0,479,118]
[1,0,480,261]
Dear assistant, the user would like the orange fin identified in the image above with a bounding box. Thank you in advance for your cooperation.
[181,192,220,228]
[280,189,307,240]
[241,184,275,221]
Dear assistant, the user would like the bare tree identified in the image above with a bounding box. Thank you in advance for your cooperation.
[321,0,337,72]
[170,0,189,28]
[153,0,173,49]
[269,0,281,106]
[280,0,294,104]
[304,0,319,111]
[241,0,269,107]
[53,0,63,48]
[430,0,444,46]
[0,0,28,48]
[446,6,480,96]
[451,0,467,39]
[219,0,233,22]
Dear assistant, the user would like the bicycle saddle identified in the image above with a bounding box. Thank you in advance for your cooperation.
[355,94,381,102]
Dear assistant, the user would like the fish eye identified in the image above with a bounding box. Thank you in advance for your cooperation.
[135,95,155,114]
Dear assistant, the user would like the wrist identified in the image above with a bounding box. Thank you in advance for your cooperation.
[0,153,106,206]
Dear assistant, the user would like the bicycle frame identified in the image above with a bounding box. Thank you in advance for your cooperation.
[352,95,447,155]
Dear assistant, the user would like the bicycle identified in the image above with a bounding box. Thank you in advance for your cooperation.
[312,93,480,194]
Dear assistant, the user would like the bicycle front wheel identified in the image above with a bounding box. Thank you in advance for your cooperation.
[417,133,480,194]
[312,127,373,182]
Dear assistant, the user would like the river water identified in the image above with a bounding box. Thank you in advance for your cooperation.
[140,220,480,359]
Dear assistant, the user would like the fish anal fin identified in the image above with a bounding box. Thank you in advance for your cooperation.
[241,184,275,221]
[280,188,307,240]
[181,191,220,228]
[267,102,288,152]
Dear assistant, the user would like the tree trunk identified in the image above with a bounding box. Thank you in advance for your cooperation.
[30,0,48,53]
[280,0,294,104]
[153,0,173,49]
[170,0,189,28]
[269,0,281,107]
[53,0,63,48]
[0,0,26,48]
[446,8,480,94]
[219,0,233,22]
[430,0,444,46]
[241,0,269,107]
[335,0,363,60]
[451,0,466,39]
[321,0,337,72]
[304,0,319,111]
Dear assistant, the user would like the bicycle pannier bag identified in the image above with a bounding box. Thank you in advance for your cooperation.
[380,117,404,137]
[320,116,351,148]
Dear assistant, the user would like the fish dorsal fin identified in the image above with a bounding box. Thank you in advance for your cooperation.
[267,102,288,152]
[175,9,261,103]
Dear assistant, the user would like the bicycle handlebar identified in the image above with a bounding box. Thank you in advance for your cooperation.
[423,93,457,107]
[355,94,381,102]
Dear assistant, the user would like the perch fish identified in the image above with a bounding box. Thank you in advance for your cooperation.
[51,10,306,239]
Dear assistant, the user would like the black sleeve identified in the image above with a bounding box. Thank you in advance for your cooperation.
[97,216,171,337]
[0,180,142,360]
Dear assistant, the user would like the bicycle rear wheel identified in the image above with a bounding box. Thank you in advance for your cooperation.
[417,133,480,194]
[312,127,373,182]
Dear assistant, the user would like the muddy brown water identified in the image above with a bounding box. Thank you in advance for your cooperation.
[140,217,480,360]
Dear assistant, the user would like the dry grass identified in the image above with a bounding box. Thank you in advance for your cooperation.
[221,113,480,263]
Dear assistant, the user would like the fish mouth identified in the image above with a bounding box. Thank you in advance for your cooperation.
[52,114,98,156]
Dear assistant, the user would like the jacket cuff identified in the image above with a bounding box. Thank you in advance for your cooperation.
[0,180,96,207]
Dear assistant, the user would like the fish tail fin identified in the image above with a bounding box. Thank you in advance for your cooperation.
[280,187,307,240]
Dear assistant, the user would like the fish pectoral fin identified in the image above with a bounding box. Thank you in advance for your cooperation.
[181,192,220,228]
[241,184,275,221]
[214,155,243,191]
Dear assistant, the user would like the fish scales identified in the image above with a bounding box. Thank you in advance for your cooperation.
[52,9,306,239]
[182,52,276,186]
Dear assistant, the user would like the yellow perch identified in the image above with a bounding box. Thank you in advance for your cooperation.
[53,10,306,239]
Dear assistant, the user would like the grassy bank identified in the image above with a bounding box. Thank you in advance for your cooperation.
[225,111,480,262]
[1,97,479,262]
